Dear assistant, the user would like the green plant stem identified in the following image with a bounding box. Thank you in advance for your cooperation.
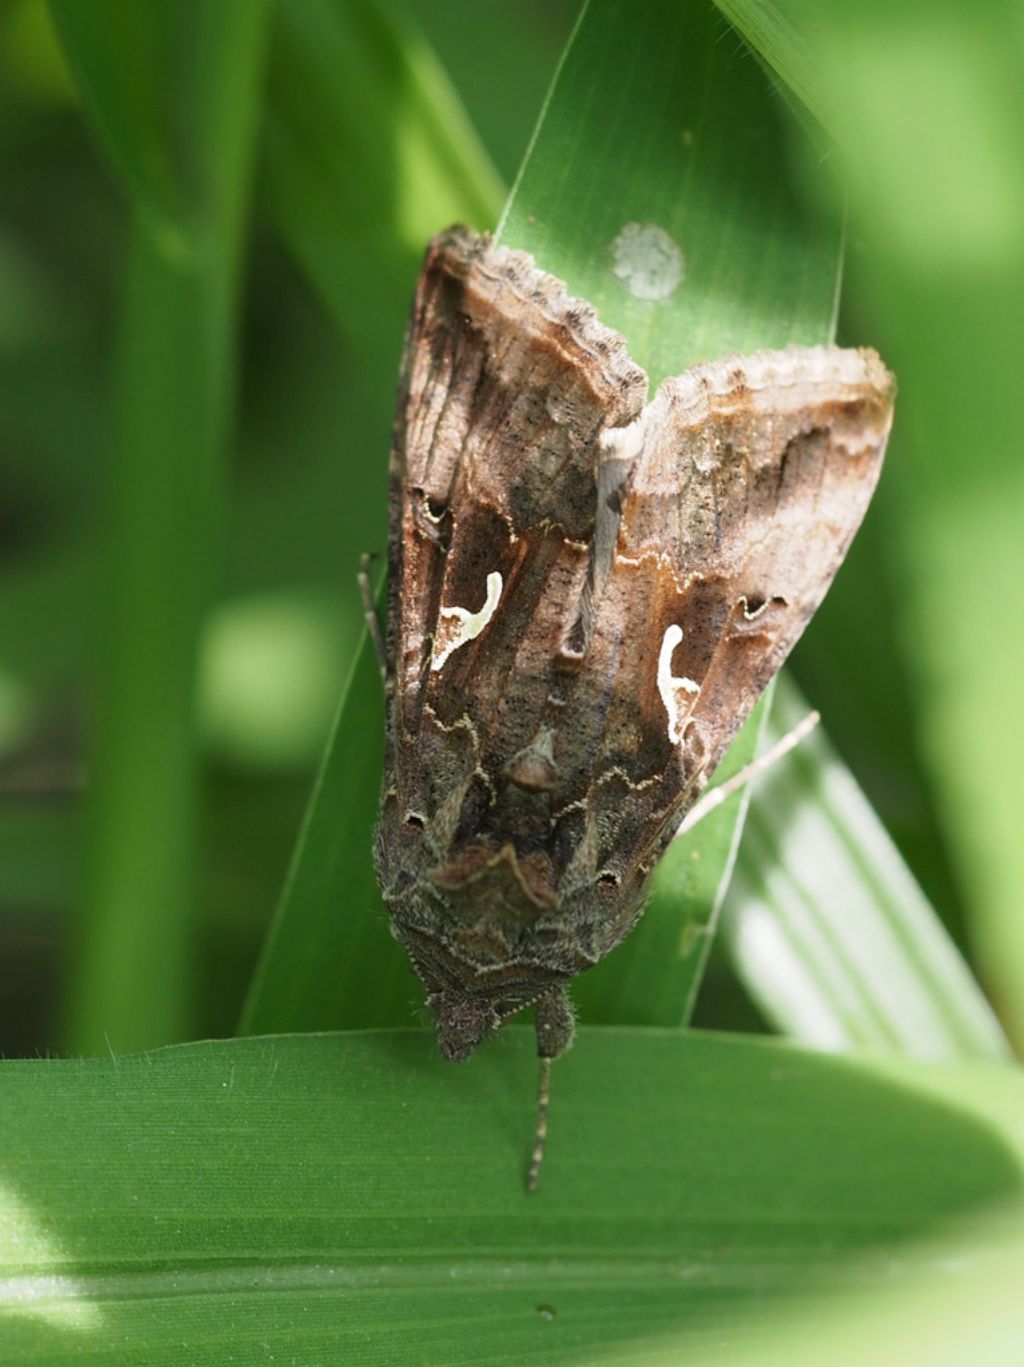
[55,0,271,1052]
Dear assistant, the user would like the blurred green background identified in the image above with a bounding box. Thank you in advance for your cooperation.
[1,1,1023,1361]
[0,0,1021,1060]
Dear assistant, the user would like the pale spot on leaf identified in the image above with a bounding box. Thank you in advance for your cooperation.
[610,222,685,301]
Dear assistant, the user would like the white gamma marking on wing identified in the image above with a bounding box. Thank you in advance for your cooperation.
[430,571,503,671]
[658,624,701,744]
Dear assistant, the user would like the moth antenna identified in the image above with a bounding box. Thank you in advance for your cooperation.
[358,552,387,684]
[527,1056,553,1193]
[674,709,820,839]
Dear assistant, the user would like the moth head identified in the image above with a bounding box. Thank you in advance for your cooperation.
[432,993,498,1062]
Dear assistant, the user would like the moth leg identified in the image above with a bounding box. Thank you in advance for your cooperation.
[358,552,387,684]
[527,1057,553,1195]
[674,709,820,841]
[527,987,575,1192]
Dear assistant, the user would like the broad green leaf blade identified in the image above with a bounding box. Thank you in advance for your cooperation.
[2,1031,1022,1364]
[723,677,1010,1060]
[714,3,1024,1045]
[499,1,841,384]
[51,1,271,1054]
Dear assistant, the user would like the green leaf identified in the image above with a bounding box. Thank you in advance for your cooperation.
[724,676,1010,1060]
[51,0,272,1052]
[240,626,419,1035]
[707,1207,1024,1367]
[262,0,504,397]
[498,2,841,382]
[47,0,184,234]
[244,0,843,1036]
[714,2,1024,1045]
[2,1031,1021,1362]
[51,0,271,261]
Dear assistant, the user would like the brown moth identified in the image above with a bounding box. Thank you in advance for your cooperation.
[373,225,894,1185]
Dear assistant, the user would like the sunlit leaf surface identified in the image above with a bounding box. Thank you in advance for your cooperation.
[2,1031,1021,1363]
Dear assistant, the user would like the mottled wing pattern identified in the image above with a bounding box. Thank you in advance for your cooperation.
[378,226,647,954]
[375,224,894,1054]
[561,348,894,952]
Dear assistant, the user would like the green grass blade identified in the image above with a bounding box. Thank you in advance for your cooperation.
[724,676,1010,1060]
[47,0,183,232]
[1,1031,1021,1363]
[51,0,271,1053]
[262,0,503,397]
[498,2,841,381]
[714,2,1024,1046]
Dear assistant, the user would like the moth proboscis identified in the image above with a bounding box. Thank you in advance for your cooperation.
[372,225,895,1189]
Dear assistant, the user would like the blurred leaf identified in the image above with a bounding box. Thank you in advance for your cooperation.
[262,0,504,396]
[0,0,75,104]
[1,1030,1022,1363]
[51,0,263,252]
[199,590,353,769]
[45,2,179,224]
[701,1207,1024,1367]
[724,675,1010,1060]
[715,1,1024,1042]
[51,0,272,1052]
[0,802,75,908]
[787,484,972,949]
[244,0,844,1036]
[409,0,576,181]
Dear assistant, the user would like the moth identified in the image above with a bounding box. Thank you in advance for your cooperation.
[372,225,894,1186]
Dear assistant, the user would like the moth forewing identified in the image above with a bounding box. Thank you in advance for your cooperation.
[600,345,893,824]
[373,224,895,1187]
